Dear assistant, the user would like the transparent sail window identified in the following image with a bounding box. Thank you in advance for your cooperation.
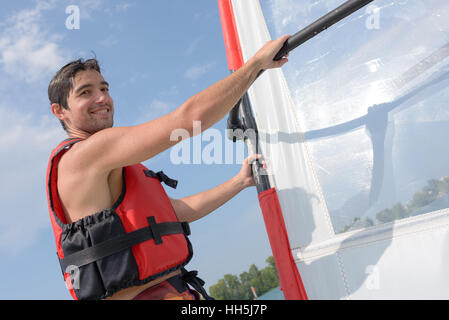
[260,0,449,233]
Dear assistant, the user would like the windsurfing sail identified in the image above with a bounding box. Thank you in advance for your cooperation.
[219,0,449,299]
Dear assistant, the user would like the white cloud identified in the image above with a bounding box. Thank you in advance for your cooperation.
[160,85,179,97]
[143,98,174,120]
[185,37,203,56]
[0,0,90,254]
[105,2,136,14]
[132,98,176,126]
[150,99,172,111]
[184,62,216,80]
[0,0,69,83]
[100,35,119,47]
[77,0,105,19]
[0,105,65,253]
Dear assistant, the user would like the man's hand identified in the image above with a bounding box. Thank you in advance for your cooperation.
[237,154,266,188]
[251,34,291,71]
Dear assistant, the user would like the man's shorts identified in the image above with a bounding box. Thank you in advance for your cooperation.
[132,274,201,300]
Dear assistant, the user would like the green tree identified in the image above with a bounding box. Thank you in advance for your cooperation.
[408,188,433,213]
[248,264,264,297]
[376,208,393,223]
[391,203,408,219]
[439,177,449,193]
[223,273,241,298]
[209,256,280,300]
[238,271,253,300]
[259,256,279,293]
[209,278,230,300]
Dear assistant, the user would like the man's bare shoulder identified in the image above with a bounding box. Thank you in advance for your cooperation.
[58,139,89,173]
[57,138,118,224]
[59,131,110,170]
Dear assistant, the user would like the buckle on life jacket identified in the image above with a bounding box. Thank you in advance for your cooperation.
[181,221,191,236]
[147,216,163,245]
[147,217,191,245]
[181,268,214,300]
[143,170,178,189]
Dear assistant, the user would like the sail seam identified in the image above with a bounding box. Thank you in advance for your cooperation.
[336,251,351,299]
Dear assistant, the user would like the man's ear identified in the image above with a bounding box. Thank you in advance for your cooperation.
[51,103,67,120]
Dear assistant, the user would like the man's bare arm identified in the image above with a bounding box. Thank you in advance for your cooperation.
[169,155,264,223]
[169,176,244,223]
[68,35,290,174]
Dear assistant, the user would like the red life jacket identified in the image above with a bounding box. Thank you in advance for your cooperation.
[46,138,193,300]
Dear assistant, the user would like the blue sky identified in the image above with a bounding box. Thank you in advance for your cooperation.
[0,0,275,299]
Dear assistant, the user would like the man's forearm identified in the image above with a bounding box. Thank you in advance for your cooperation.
[180,57,262,134]
[172,176,246,223]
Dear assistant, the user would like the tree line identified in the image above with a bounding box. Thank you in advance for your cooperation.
[209,256,279,300]
[341,174,449,232]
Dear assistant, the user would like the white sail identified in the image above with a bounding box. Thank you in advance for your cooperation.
[228,0,449,299]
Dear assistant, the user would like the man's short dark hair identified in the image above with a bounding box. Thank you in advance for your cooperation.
[48,58,101,131]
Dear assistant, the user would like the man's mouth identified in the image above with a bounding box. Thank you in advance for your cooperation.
[91,107,110,114]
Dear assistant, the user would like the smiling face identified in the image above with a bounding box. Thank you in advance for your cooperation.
[52,69,114,138]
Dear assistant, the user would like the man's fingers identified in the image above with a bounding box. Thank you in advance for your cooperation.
[275,57,289,68]
[248,154,258,162]
[266,35,291,69]
[275,34,291,55]
[246,154,261,164]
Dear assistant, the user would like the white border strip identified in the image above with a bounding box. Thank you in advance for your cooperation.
[293,207,449,262]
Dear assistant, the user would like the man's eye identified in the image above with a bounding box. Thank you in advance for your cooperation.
[101,87,109,92]
[80,90,89,96]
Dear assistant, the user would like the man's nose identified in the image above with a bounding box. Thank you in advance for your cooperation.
[95,90,107,104]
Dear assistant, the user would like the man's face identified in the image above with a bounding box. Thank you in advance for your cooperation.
[63,69,114,135]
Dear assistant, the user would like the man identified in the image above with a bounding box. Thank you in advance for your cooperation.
[46,35,290,300]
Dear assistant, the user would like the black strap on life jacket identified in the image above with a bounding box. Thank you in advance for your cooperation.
[143,170,178,189]
[181,268,215,300]
[59,216,190,272]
